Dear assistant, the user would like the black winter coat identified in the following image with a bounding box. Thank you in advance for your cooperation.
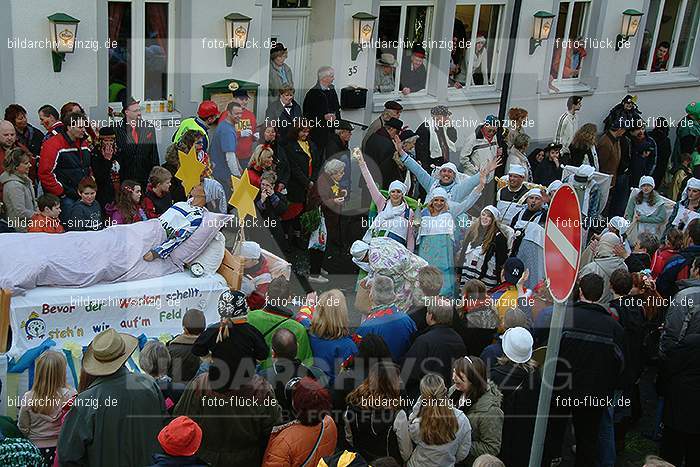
[401,324,467,399]
[302,84,341,152]
[344,404,402,463]
[662,334,700,434]
[609,296,645,391]
[364,128,396,181]
[490,363,542,467]
[284,140,321,204]
[555,301,626,399]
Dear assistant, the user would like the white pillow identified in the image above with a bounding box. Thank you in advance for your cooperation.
[191,231,226,274]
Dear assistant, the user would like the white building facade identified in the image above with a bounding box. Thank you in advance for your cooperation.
[1,0,698,153]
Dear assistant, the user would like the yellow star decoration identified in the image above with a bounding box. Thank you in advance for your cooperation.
[229,169,259,222]
[175,145,206,194]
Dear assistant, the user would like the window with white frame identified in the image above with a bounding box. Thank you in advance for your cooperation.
[637,0,700,73]
[549,0,591,88]
[108,0,174,110]
[450,1,505,90]
[375,2,434,96]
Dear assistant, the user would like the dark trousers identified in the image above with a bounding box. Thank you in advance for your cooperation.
[309,248,324,275]
[571,406,605,467]
[608,172,630,217]
[660,426,700,466]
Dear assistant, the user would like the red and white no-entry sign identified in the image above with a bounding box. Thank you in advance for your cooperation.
[544,184,582,302]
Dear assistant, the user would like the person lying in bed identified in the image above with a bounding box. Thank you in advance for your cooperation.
[143,185,208,262]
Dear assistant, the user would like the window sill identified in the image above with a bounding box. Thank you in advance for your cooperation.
[539,79,594,99]
[372,93,438,113]
[447,87,501,104]
[627,72,700,92]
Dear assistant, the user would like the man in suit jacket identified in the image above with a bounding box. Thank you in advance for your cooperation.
[303,66,341,154]
[114,96,159,190]
[361,100,403,152]
[264,84,302,143]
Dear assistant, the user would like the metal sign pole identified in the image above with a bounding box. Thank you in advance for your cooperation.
[529,297,568,467]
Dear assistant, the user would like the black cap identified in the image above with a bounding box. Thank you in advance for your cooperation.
[336,120,353,131]
[399,129,417,141]
[545,142,563,152]
[384,100,403,111]
[99,126,116,137]
[270,42,287,54]
[233,89,250,99]
[121,96,140,111]
[385,118,403,131]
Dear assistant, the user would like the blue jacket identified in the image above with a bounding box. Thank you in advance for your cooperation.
[308,333,357,385]
[355,304,417,362]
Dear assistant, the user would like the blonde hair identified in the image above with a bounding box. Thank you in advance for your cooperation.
[473,454,506,467]
[30,351,69,415]
[250,145,274,169]
[419,374,458,445]
[310,289,349,339]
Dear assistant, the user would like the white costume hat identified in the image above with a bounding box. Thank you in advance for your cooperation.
[502,327,534,364]
[482,205,501,219]
[639,176,655,189]
[388,180,407,194]
[427,187,449,204]
[525,188,543,199]
[508,165,526,177]
[574,165,595,179]
[350,240,370,260]
[240,241,261,260]
[438,162,458,173]
[548,180,563,194]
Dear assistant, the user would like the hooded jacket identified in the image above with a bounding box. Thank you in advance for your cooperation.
[393,397,472,467]
[659,278,700,359]
[0,171,37,232]
[450,381,504,465]
[579,237,628,304]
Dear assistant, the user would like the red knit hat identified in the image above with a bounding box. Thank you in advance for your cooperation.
[157,416,203,457]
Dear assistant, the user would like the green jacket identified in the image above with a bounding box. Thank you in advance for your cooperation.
[57,366,167,467]
[173,374,281,467]
[452,381,504,466]
[173,117,209,147]
[247,306,314,370]
[624,192,667,225]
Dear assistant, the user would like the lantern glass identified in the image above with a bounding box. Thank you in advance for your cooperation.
[533,17,553,41]
[51,22,78,53]
[622,14,641,37]
[231,22,248,48]
[359,19,374,45]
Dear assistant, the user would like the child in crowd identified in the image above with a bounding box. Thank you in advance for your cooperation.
[18,351,77,466]
[149,416,208,466]
[167,309,206,384]
[28,193,64,233]
[254,170,289,253]
[670,152,693,201]
[143,166,174,219]
[106,180,148,225]
[66,177,102,231]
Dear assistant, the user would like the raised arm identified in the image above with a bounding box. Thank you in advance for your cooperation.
[353,148,386,210]
[451,154,501,203]
[393,135,434,191]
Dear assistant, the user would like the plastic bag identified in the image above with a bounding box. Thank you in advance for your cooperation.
[308,215,327,251]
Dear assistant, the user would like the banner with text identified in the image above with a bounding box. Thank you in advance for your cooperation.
[9,273,229,359]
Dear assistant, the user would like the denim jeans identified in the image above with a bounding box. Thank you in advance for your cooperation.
[597,394,619,467]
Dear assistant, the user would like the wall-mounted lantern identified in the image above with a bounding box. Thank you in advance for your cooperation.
[616,9,644,51]
[48,13,80,72]
[529,11,555,55]
[351,12,377,61]
[225,13,252,66]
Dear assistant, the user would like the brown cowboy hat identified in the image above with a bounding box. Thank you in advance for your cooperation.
[82,328,138,376]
